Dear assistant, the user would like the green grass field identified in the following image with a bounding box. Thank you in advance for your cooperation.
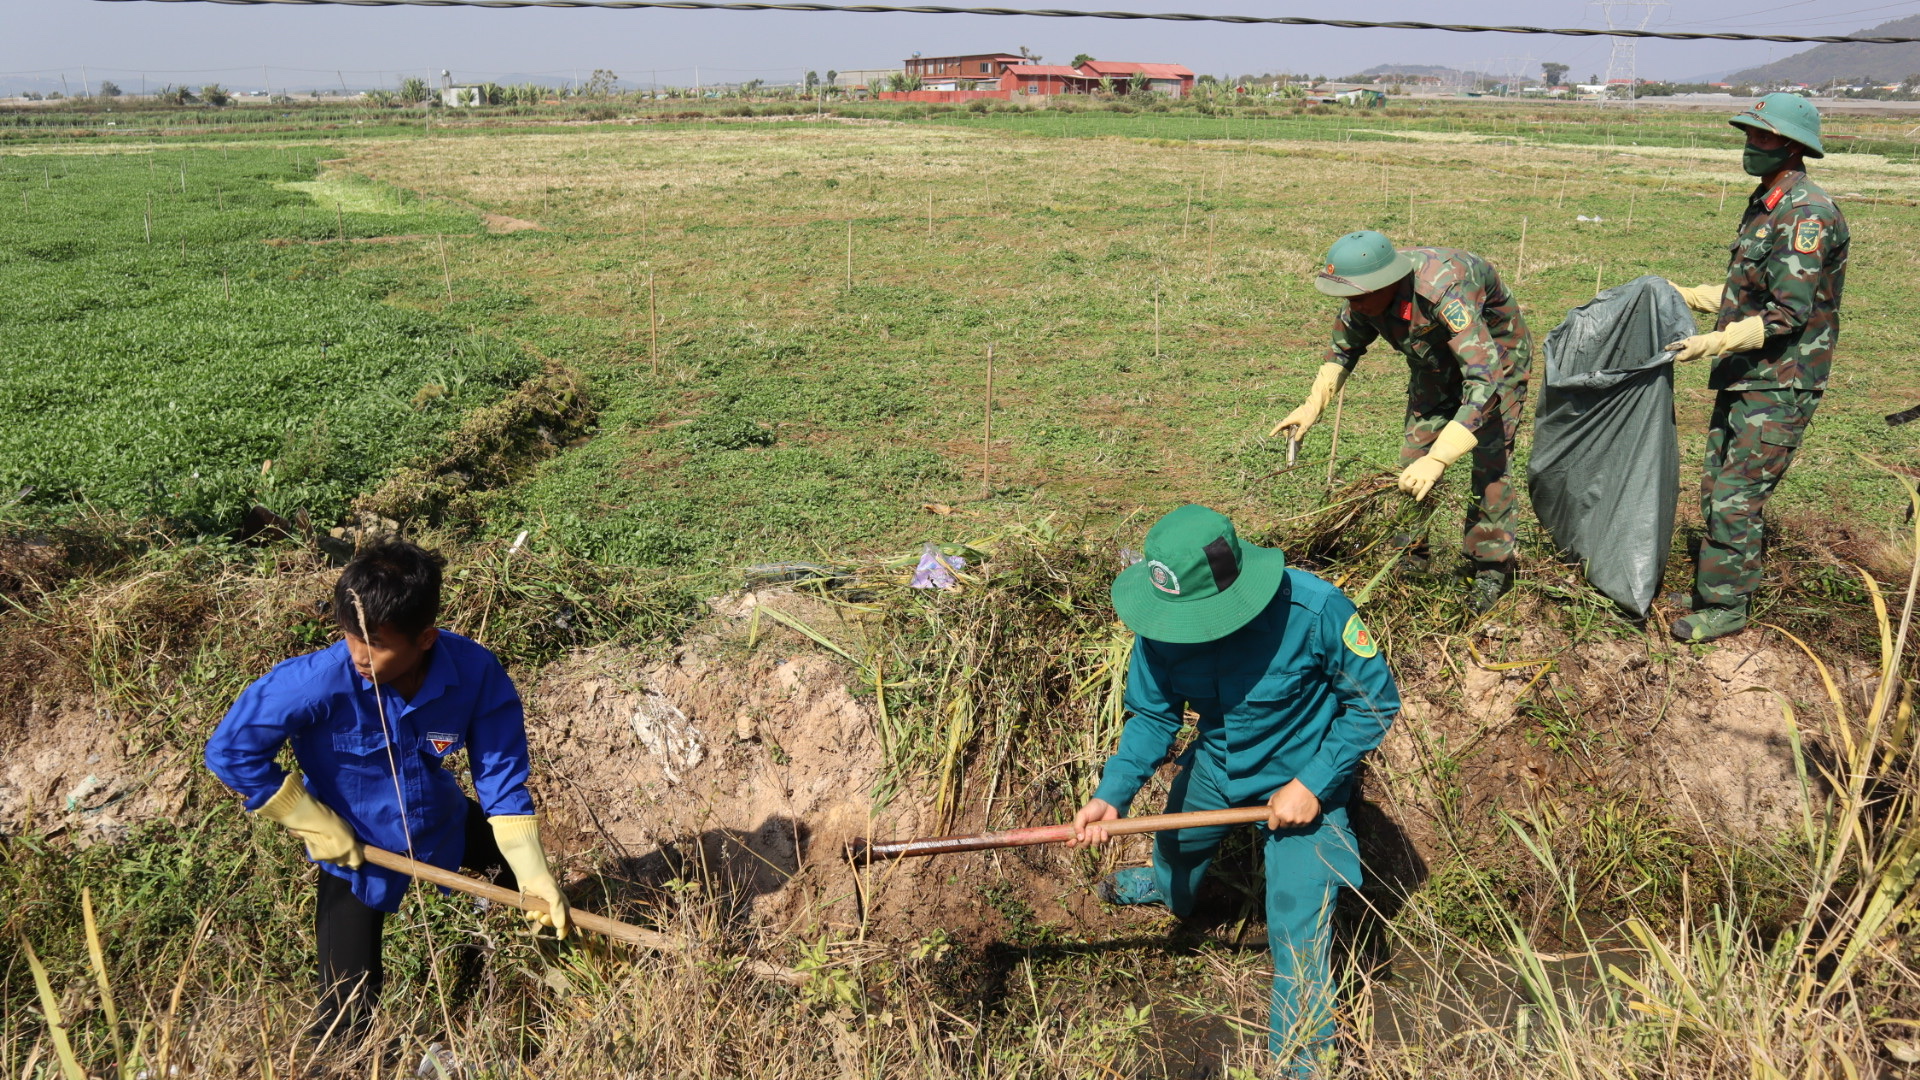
[292,110,1920,591]
[0,148,534,529]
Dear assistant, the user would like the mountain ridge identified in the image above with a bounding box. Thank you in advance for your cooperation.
[1727,14,1920,85]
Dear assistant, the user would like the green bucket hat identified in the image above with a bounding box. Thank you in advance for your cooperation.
[1314,230,1415,298]
[1111,505,1288,644]
[1731,92,1824,158]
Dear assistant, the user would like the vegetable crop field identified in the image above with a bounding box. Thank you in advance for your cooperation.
[7,98,1920,1079]
[0,148,532,528]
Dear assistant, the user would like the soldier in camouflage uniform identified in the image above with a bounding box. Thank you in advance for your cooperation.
[1664,93,1848,643]
[1274,231,1533,614]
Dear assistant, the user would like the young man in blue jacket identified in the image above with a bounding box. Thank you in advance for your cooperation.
[1071,505,1400,1075]
[205,542,570,1044]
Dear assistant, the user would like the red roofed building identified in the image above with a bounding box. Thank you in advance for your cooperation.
[1076,60,1195,97]
[1000,64,1100,96]
[882,53,1195,101]
[904,52,1026,88]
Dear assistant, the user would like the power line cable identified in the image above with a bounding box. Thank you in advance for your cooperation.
[78,0,1920,45]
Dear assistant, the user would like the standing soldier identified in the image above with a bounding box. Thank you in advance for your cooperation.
[1273,231,1533,614]
[1664,94,1847,642]
[1070,504,1400,1076]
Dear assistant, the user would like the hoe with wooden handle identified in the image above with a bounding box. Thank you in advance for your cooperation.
[360,844,805,985]
[844,805,1275,863]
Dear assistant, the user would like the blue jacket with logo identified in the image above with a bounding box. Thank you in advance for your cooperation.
[204,631,536,912]
[1092,568,1401,812]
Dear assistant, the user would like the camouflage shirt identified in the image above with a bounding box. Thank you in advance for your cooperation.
[1323,247,1531,433]
[1712,169,1848,392]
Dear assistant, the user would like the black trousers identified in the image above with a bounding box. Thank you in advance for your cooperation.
[310,798,513,1043]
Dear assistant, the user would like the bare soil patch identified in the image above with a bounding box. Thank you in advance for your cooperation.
[482,213,542,234]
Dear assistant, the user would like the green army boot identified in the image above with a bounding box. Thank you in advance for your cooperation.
[1468,564,1512,615]
[1671,602,1748,643]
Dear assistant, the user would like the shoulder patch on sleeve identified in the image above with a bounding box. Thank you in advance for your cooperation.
[1440,295,1473,334]
[1341,613,1378,658]
[1792,218,1823,255]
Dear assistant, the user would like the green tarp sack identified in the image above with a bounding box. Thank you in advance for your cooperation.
[1528,276,1696,617]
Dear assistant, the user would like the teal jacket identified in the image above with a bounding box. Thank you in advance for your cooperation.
[1092,568,1401,812]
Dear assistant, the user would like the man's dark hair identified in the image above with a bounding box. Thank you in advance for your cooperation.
[334,542,446,638]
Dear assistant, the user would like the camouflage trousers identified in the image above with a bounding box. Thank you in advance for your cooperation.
[1402,371,1528,565]
[1694,387,1821,610]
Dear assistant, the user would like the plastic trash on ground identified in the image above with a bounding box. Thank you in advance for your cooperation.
[910,542,967,589]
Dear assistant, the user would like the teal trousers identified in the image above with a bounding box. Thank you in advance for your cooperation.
[1149,748,1360,1075]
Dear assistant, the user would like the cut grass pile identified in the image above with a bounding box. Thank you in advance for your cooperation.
[0,148,533,530]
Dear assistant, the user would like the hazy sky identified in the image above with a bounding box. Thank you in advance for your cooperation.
[7,0,1919,91]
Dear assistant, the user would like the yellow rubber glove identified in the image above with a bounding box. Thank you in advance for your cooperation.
[1267,362,1348,439]
[257,774,364,868]
[491,815,571,939]
[1397,421,1479,502]
[1666,315,1766,363]
[1664,280,1722,314]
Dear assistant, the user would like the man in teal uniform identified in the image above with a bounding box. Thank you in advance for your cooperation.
[1664,93,1848,642]
[1274,230,1533,614]
[1071,504,1401,1074]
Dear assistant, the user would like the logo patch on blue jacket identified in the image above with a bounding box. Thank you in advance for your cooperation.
[426,733,458,755]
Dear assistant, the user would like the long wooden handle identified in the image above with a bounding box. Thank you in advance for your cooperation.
[359,845,804,985]
[847,805,1274,862]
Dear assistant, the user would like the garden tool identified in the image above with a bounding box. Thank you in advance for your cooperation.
[358,844,804,985]
[845,805,1274,863]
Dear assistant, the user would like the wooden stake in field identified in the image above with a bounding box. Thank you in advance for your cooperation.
[1626,191,1636,227]
[1183,187,1192,240]
[336,202,345,241]
[1595,261,1604,296]
[1208,215,1216,274]
[1406,191,1414,237]
[927,188,934,240]
[179,162,186,194]
[845,220,853,291]
[1516,216,1528,279]
[1557,169,1570,209]
[648,274,659,375]
[437,233,453,301]
[144,194,152,243]
[982,344,995,495]
[1719,180,1728,213]
[1153,284,1162,359]
[1382,162,1389,212]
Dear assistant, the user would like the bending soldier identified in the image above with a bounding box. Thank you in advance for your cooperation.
[1071,504,1400,1076]
[1276,231,1534,614]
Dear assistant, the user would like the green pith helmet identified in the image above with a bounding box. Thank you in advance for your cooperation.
[1314,230,1415,297]
[1110,504,1288,643]
[1731,92,1824,158]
